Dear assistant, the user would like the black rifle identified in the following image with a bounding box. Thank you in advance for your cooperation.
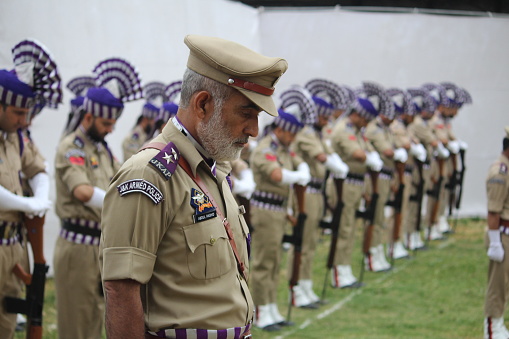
[409,158,425,251]
[5,215,48,339]
[286,184,307,322]
[447,152,458,219]
[453,149,466,232]
[427,157,445,243]
[358,170,379,286]
[387,161,406,266]
[321,177,344,299]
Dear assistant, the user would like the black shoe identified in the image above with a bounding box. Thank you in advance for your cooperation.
[262,324,281,332]
[299,302,319,309]
[278,320,295,327]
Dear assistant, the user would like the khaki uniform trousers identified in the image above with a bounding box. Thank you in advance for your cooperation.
[0,242,24,339]
[370,175,392,248]
[484,232,509,318]
[53,237,104,339]
[333,179,364,266]
[405,164,432,234]
[287,190,324,280]
[425,160,448,227]
[250,206,287,306]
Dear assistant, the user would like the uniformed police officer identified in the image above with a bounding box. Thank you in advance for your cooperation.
[53,57,143,339]
[362,82,408,271]
[0,39,60,338]
[249,108,309,330]
[63,76,96,137]
[280,84,348,307]
[99,35,288,339]
[407,88,450,243]
[328,96,383,288]
[483,126,509,339]
[122,102,158,162]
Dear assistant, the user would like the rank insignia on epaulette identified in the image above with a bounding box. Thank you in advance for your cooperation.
[190,188,216,223]
[149,142,180,180]
[73,136,84,148]
[500,163,508,175]
[117,179,164,204]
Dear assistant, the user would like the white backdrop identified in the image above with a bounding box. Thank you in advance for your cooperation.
[1,1,508,273]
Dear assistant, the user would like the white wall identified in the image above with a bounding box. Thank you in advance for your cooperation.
[1,2,508,271]
[259,7,509,219]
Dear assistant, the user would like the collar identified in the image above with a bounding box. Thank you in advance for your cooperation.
[171,116,217,176]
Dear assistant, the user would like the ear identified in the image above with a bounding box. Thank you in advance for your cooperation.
[81,112,94,128]
[192,91,213,120]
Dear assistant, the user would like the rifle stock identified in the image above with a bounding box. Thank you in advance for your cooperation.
[287,184,307,321]
[358,170,379,285]
[321,177,344,298]
[5,215,48,339]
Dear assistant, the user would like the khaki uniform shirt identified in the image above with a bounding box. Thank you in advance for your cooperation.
[0,130,45,223]
[20,130,46,196]
[486,155,509,220]
[365,118,396,170]
[250,132,304,197]
[292,125,331,182]
[122,125,148,162]
[430,113,456,143]
[330,117,371,175]
[407,115,438,162]
[55,126,120,222]
[99,121,253,331]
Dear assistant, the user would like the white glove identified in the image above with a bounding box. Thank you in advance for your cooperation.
[28,172,50,200]
[296,162,311,186]
[0,185,51,217]
[487,229,504,262]
[446,140,460,154]
[410,143,427,162]
[436,142,450,159]
[248,140,258,152]
[324,153,349,179]
[232,169,256,199]
[393,148,408,163]
[458,139,468,150]
[365,151,383,172]
[84,187,106,209]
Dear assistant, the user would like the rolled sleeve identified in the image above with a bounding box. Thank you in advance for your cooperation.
[101,246,156,283]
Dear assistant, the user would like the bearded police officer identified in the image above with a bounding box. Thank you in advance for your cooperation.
[0,39,61,338]
[483,126,509,339]
[99,35,288,339]
[53,58,143,339]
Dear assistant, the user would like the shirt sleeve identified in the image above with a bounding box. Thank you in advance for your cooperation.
[486,165,509,214]
[100,158,169,283]
[55,143,91,193]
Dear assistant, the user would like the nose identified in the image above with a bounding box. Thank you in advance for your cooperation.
[245,116,259,138]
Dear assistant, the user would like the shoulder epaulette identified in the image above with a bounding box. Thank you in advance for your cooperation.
[73,136,84,148]
[149,142,181,180]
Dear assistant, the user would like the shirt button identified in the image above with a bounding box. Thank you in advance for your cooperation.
[210,237,216,245]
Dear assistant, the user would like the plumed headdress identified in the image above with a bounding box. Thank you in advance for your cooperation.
[440,82,472,107]
[408,87,438,113]
[387,88,416,116]
[279,85,317,125]
[421,82,453,108]
[362,81,395,120]
[304,78,352,110]
[274,108,304,134]
[84,57,143,120]
[165,80,182,104]
[158,102,179,123]
[1,39,63,120]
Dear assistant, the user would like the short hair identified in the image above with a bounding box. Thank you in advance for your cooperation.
[503,137,509,151]
[179,68,235,114]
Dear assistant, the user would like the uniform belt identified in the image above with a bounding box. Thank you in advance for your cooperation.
[251,191,286,207]
[346,172,365,182]
[0,220,22,245]
[308,178,324,191]
[145,324,252,339]
[60,218,101,245]
[405,165,414,174]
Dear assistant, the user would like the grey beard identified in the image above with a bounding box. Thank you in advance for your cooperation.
[197,111,243,162]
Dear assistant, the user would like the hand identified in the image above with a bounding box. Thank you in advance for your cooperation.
[458,140,468,150]
[232,178,256,199]
[488,243,505,262]
[393,148,408,163]
[447,140,460,154]
[410,143,427,162]
[24,197,52,217]
[365,152,383,172]
[436,143,450,159]
[326,153,349,179]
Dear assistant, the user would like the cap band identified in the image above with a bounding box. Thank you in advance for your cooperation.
[227,77,274,96]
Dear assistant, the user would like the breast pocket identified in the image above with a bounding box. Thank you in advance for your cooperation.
[183,219,233,280]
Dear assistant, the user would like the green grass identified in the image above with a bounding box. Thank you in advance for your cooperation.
[15,218,487,339]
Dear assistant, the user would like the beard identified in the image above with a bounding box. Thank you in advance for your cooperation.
[87,122,105,142]
[197,109,247,162]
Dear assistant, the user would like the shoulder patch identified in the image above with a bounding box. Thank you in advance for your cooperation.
[65,149,86,166]
[488,178,506,185]
[348,134,356,141]
[290,151,296,157]
[149,142,180,180]
[117,179,164,204]
[73,136,84,148]
[265,153,278,162]
[500,163,508,175]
